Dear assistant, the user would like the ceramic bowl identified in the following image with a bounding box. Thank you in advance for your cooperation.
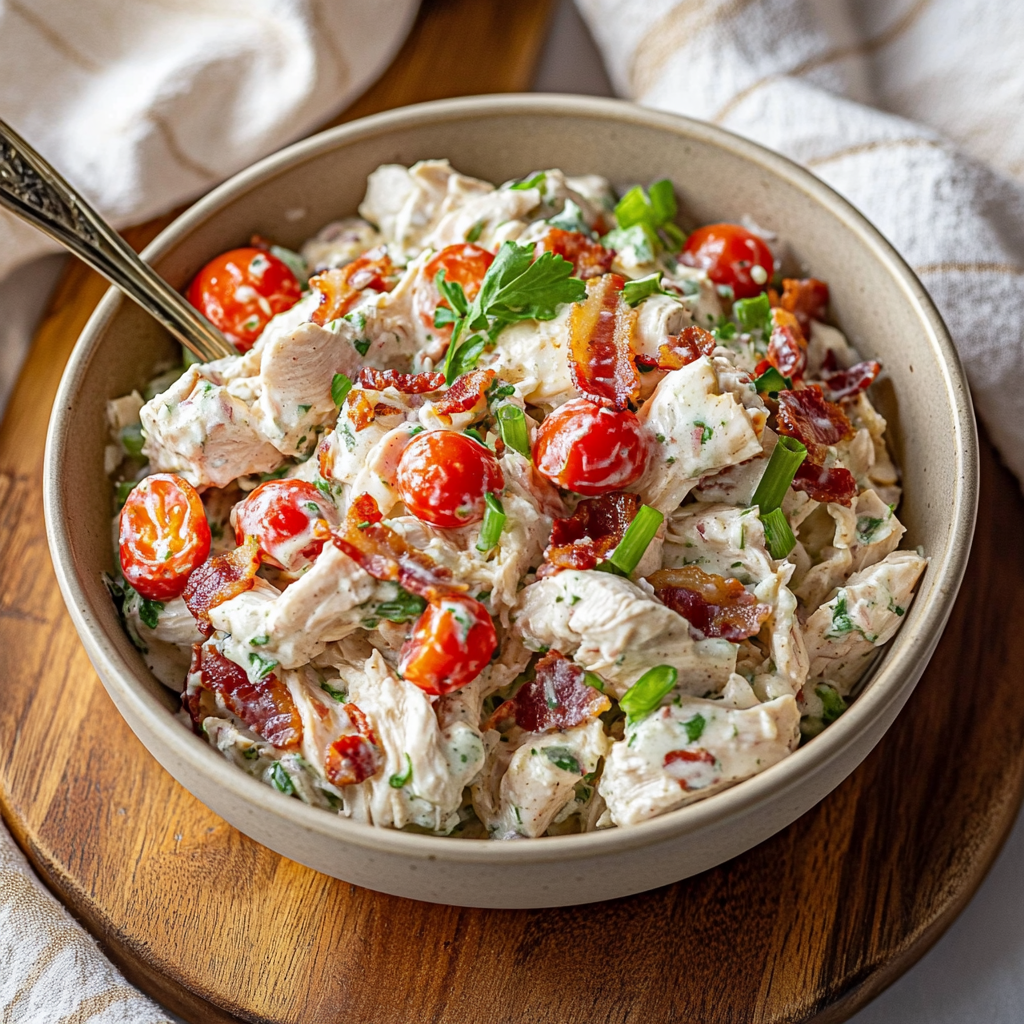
[44,95,977,908]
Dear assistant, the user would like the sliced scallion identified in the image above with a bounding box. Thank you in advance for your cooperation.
[331,372,353,408]
[476,492,506,552]
[619,665,678,722]
[750,436,807,514]
[119,423,145,458]
[753,367,791,394]
[733,292,772,335]
[606,504,664,575]
[761,507,797,559]
[496,404,531,457]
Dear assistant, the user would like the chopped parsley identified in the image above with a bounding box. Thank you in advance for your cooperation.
[331,373,353,408]
[684,713,706,743]
[268,761,295,795]
[543,747,581,774]
[388,753,414,789]
[320,680,347,702]
[248,652,278,680]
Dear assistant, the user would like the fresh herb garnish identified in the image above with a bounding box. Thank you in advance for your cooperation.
[362,585,428,629]
[137,595,163,630]
[753,367,791,394]
[268,761,295,795]
[600,504,664,576]
[509,171,546,191]
[543,747,581,774]
[684,713,706,743]
[388,753,414,789]
[496,404,531,457]
[619,665,678,723]
[760,507,797,560]
[476,492,506,552]
[622,271,675,307]
[547,198,591,235]
[750,435,807,559]
[320,680,347,702]
[733,292,772,334]
[248,652,278,680]
[607,179,684,253]
[816,684,847,724]
[119,423,145,459]
[331,372,353,408]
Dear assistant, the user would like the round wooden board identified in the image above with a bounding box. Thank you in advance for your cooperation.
[4,4,1024,1020]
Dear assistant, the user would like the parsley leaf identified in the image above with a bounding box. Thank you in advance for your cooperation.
[509,171,546,191]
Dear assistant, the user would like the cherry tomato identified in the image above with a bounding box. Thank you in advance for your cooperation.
[414,243,495,332]
[395,431,505,528]
[232,479,338,573]
[680,224,773,300]
[399,595,498,695]
[119,473,212,602]
[186,247,302,352]
[533,398,648,496]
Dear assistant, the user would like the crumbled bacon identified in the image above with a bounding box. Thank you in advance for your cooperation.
[791,461,857,505]
[326,494,461,602]
[183,538,260,636]
[316,434,335,479]
[536,228,615,280]
[647,566,769,641]
[358,368,445,394]
[779,278,829,334]
[345,389,377,431]
[324,733,381,787]
[820,360,882,403]
[487,651,610,733]
[433,369,496,419]
[636,326,717,372]
[543,493,640,573]
[309,248,395,326]
[567,273,640,409]
[766,308,808,380]
[188,642,302,749]
[344,701,378,745]
[776,386,854,457]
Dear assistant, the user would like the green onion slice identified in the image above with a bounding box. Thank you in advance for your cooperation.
[619,665,678,722]
[607,504,664,575]
[476,492,506,552]
[750,436,807,514]
[496,404,531,457]
[331,373,353,408]
[733,292,772,335]
[119,423,145,458]
[753,367,792,394]
[761,507,797,559]
[388,753,414,789]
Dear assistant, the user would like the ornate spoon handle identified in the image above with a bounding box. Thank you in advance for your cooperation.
[0,119,234,362]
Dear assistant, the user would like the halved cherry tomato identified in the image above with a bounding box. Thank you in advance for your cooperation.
[232,479,338,573]
[399,595,498,695]
[395,431,505,528]
[186,247,302,352]
[413,243,495,332]
[680,224,773,300]
[119,473,211,601]
[533,398,648,496]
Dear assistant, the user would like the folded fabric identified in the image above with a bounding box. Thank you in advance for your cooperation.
[576,0,1024,485]
[0,0,419,283]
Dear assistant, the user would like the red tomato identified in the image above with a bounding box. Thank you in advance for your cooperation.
[414,243,495,332]
[119,474,211,602]
[533,398,648,496]
[233,479,338,573]
[399,595,498,695]
[186,247,302,352]
[395,431,505,528]
[680,224,773,300]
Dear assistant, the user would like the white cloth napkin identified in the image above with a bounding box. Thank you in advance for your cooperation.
[0,0,419,283]
[577,0,1024,485]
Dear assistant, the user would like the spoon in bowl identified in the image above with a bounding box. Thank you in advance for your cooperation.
[0,118,234,362]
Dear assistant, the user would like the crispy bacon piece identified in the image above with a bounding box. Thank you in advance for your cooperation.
[791,461,857,505]
[636,325,718,372]
[316,435,335,480]
[779,277,829,334]
[324,734,382,787]
[776,386,854,458]
[358,368,445,394]
[188,643,302,749]
[647,566,769,641]
[567,273,640,410]
[820,360,882,403]
[537,228,615,280]
[433,369,496,419]
[487,651,610,733]
[766,308,808,380]
[344,701,379,745]
[309,248,395,326]
[342,388,403,431]
[542,493,640,573]
[183,538,260,637]
[325,494,462,602]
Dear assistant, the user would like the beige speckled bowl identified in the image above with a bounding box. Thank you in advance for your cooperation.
[43,95,977,908]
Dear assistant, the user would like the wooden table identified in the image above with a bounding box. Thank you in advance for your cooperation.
[3,2,1024,1020]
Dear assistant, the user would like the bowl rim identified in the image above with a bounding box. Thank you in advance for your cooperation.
[44,93,978,866]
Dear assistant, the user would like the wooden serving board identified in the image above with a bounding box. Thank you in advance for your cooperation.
[3,2,1024,1021]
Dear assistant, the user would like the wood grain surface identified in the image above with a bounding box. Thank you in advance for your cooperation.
[3,1,1024,1022]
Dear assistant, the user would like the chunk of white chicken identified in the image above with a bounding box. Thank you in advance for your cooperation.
[599,693,800,826]
[803,550,928,693]
[478,719,611,839]
[341,650,486,832]
[140,366,281,488]
[513,569,737,698]
[424,185,540,253]
[359,160,493,261]
[300,217,383,273]
[636,356,764,514]
[210,544,377,671]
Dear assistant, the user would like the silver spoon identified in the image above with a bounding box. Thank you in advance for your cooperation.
[0,118,234,362]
